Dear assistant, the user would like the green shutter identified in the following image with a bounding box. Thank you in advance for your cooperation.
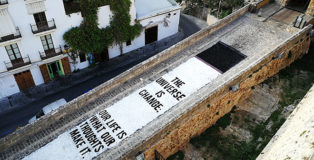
[47,64,54,79]
[56,60,64,76]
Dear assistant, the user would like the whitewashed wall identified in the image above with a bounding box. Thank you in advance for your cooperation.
[140,9,180,41]
[98,5,112,28]
[30,66,44,85]
[108,9,180,59]
[0,74,19,98]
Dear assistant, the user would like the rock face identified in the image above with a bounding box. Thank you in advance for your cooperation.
[238,85,280,123]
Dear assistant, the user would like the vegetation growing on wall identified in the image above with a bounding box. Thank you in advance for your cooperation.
[177,0,243,19]
[63,0,141,57]
[187,46,314,160]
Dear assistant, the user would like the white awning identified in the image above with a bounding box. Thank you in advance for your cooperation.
[0,8,16,37]
[26,0,46,14]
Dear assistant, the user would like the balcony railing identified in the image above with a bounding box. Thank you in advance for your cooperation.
[0,28,22,43]
[39,46,63,60]
[0,0,8,5]
[4,56,31,71]
[30,19,56,34]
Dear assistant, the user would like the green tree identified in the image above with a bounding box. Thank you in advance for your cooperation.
[108,0,141,55]
[63,0,141,58]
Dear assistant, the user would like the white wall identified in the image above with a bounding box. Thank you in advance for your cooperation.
[0,45,11,72]
[98,5,112,28]
[0,74,19,98]
[130,0,137,25]
[69,53,89,71]
[140,9,180,41]
[108,31,145,59]
[108,9,180,59]
[30,66,44,85]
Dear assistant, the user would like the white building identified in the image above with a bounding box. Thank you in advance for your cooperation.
[0,0,180,98]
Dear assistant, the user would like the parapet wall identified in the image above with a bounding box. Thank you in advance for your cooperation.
[119,26,312,159]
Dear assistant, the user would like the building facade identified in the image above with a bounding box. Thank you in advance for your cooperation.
[0,0,180,98]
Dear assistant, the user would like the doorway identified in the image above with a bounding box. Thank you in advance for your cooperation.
[14,70,35,91]
[145,26,158,45]
[40,34,55,55]
[47,60,64,79]
[95,48,109,62]
[5,43,23,66]
[34,12,48,28]
[287,0,311,13]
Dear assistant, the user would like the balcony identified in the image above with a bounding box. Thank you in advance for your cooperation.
[4,56,31,71]
[0,0,8,5]
[39,46,63,60]
[0,28,22,43]
[30,19,56,34]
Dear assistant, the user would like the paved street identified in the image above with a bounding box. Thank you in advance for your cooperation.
[0,14,208,138]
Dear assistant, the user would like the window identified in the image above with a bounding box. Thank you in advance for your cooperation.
[34,12,48,27]
[5,43,22,63]
[126,39,131,46]
[40,34,54,52]
[79,52,86,62]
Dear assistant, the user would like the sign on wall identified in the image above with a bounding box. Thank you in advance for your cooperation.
[23,56,223,160]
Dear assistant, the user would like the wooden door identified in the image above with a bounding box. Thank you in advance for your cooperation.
[103,48,109,61]
[46,63,55,79]
[61,57,71,75]
[56,60,64,76]
[14,70,35,91]
[40,64,51,83]
[145,26,158,45]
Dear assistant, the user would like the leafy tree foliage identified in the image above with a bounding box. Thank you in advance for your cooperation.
[109,0,141,55]
[63,0,141,56]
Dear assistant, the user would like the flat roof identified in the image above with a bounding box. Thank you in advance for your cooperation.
[136,0,179,19]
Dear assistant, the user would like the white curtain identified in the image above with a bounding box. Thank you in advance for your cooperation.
[0,9,16,37]
[26,1,46,14]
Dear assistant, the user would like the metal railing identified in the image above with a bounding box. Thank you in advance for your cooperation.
[0,0,8,5]
[30,19,56,34]
[4,55,31,71]
[0,27,22,43]
[39,45,63,60]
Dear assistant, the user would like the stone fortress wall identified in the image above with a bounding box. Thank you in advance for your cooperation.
[0,0,312,159]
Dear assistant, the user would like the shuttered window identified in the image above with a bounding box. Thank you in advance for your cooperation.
[5,43,21,61]
[40,34,54,51]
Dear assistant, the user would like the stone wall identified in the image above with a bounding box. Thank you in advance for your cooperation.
[278,0,314,16]
[122,26,312,160]
[256,0,271,9]
[306,0,314,16]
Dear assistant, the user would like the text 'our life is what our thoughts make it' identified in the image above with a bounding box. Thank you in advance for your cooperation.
[69,110,127,158]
